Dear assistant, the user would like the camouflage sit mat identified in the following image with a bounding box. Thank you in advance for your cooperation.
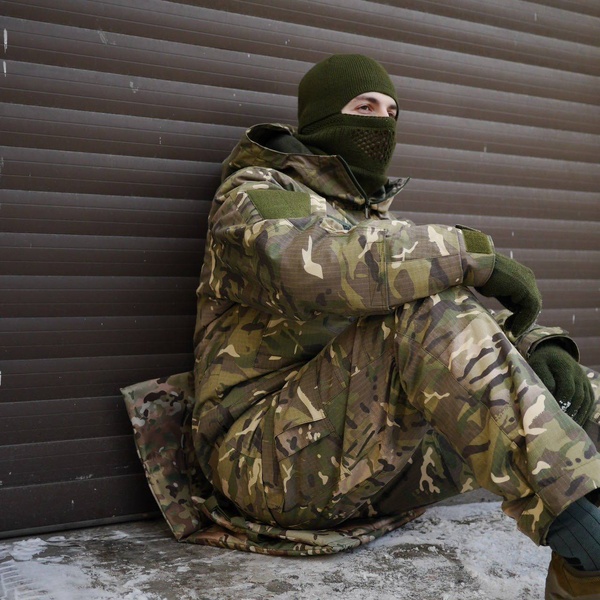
[121,372,424,556]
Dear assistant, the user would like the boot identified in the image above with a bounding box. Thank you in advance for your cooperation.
[545,552,600,599]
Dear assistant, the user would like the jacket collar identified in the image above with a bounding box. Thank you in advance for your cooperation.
[222,123,409,215]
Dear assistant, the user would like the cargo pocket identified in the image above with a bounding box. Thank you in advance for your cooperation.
[275,415,335,460]
[274,410,342,519]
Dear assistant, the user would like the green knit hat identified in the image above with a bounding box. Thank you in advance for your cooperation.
[298,54,398,132]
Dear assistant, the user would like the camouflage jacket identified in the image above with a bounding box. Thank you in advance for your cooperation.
[123,123,578,554]
[191,123,576,477]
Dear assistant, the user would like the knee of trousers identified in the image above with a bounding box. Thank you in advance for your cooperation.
[393,286,510,377]
[394,286,495,340]
[391,286,535,443]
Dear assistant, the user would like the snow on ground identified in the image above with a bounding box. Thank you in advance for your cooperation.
[0,502,551,600]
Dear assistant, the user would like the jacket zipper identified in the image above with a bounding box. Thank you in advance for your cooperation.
[337,157,410,219]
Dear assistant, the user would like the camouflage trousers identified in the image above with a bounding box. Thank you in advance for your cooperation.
[215,286,600,545]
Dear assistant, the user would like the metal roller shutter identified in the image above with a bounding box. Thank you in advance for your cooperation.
[1,0,598,537]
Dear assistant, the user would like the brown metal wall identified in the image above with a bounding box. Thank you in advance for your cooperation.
[1,0,598,537]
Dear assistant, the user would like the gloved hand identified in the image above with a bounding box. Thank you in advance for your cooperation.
[475,254,542,338]
[460,229,542,338]
[528,343,594,426]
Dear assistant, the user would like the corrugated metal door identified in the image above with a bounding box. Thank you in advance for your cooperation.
[1,0,598,537]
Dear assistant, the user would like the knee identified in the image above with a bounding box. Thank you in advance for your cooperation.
[395,286,496,342]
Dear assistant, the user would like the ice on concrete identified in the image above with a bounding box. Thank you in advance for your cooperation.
[0,501,551,600]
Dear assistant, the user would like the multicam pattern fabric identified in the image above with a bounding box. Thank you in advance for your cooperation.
[123,123,600,553]
[122,372,424,555]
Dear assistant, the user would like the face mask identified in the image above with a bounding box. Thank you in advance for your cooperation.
[296,113,397,196]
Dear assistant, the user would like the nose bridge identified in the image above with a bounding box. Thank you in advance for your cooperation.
[374,103,389,117]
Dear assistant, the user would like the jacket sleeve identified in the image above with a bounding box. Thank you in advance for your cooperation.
[200,167,495,320]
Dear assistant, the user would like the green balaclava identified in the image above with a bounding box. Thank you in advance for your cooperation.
[296,54,399,197]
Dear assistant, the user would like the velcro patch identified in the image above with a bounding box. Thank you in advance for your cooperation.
[460,227,494,255]
[247,188,312,220]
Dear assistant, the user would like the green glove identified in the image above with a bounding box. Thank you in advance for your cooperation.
[528,343,594,426]
[476,254,542,338]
